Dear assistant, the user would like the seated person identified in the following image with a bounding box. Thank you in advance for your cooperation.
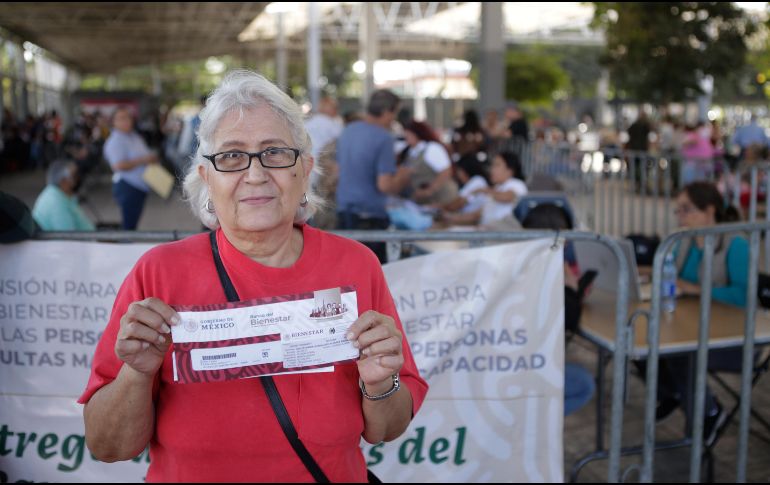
[32,159,95,231]
[521,203,595,416]
[649,181,746,446]
[398,121,458,206]
[438,155,490,214]
[440,151,527,227]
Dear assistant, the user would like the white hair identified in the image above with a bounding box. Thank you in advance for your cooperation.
[47,159,75,187]
[182,70,323,229]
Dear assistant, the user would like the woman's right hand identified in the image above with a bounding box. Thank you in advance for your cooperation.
[115,298,180,377]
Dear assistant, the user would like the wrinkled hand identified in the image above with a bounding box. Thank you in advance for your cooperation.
[347,311,404,393]
[115,298,180,377]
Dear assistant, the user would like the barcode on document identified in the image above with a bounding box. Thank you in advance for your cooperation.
[202,353,237,361]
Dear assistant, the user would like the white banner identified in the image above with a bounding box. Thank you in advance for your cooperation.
[365,239,565,482]
[1,238,563,483]
[0,241,154,483]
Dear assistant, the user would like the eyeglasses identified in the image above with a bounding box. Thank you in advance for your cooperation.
[203,147,300,172]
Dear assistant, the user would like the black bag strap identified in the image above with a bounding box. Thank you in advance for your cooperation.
[208,231,331,483]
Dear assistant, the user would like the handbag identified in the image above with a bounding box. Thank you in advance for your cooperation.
[208,231,381,483]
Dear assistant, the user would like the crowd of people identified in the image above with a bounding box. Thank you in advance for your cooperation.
[1,108,64,173]
[0,68,762,476]
[4,86,767,236]
[1,104,179,230]
[309,302,349,318]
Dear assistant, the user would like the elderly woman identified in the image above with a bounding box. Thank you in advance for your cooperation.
[31,159,95,231]
[80,71,428,482]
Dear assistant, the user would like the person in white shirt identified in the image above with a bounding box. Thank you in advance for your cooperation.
[442,151,527,226]
[398,121,458,206]
[305,96,343,188]
[437,155,490,214]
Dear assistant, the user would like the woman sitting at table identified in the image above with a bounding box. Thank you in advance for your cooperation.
[654,181,747,447]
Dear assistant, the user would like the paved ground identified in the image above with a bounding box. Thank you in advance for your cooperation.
[0,166,203,232]
[2,168,769,482]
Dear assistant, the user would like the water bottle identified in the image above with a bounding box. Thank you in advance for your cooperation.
[661,253,677,313]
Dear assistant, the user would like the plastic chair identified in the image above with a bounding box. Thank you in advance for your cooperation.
[513,191,577,228]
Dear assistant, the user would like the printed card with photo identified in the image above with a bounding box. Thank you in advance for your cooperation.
[170,286,359,384]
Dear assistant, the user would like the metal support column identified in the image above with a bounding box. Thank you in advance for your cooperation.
[478,2,505,113]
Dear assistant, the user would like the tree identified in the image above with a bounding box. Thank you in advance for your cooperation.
[507,44,603,100]
[591,2,757,104]
[503,50,570,104]
[285,44,357,99]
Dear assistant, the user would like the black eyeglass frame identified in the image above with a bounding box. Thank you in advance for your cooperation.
[203,147,301,172]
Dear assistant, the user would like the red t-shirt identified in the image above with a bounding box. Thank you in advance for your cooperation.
[79,225,428,482]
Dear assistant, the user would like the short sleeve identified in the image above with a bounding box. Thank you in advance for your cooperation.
[422,142,451,173]
[375,134,397,176]
[103,136,129,168]
[78,258,157,404]
[459,176,487,198]
[500,178,528,198]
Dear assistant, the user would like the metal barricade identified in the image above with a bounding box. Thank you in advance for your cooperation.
[587,149,678,239]
[641,221,770,483]
[724,162,770,272]
[495,137,769,242]
[36,228,633,483]
[498,139,678,238]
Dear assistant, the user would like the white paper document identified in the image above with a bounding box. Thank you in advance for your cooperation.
[170,287,359,384]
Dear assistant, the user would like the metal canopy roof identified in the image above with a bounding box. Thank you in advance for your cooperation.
[0,3,601,75]
[0,2,270,73]
[0,2,468,74]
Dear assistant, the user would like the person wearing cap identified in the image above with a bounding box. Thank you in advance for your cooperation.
[31,159,95,231]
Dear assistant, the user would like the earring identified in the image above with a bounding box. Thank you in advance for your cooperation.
[300,193,308,208]
[205,199,215,213]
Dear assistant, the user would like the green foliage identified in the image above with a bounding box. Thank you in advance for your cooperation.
[78,48,357,105]
[285,44,357,98]
[504,50,569,104]
[591,2,757,103]
[508,44,602,100]
[746,20,770,102]
[469,44,596,107]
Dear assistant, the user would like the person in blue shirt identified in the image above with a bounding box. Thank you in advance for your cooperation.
[731,113,769,162]
[673,182,747,306]
[335,89,412,263]
[32,159,95,231]
[103,107,159,230]
[655,181,746,447]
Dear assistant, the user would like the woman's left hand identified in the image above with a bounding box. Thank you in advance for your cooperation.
[347,310,404,391]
